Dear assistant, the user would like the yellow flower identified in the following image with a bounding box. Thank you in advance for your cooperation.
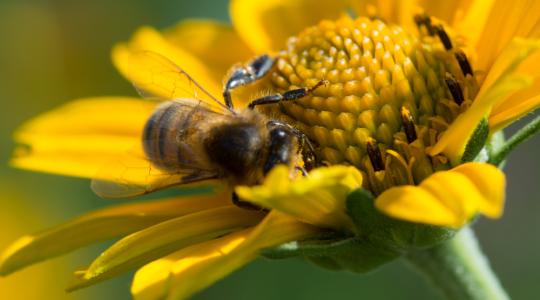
[2,0,540,299]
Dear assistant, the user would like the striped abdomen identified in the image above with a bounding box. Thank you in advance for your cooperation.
[142,101,221,172]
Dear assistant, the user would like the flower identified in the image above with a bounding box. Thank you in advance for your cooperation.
[2,0,540,299]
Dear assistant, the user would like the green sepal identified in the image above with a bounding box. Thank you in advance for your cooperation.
[345,189,456,250]
[262,235,400,273]
[262,188,456,274]
[461,118,489,163]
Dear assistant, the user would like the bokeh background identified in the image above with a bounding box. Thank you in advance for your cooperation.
[0,0,538,299]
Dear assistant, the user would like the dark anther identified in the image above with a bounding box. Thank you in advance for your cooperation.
[414,13,435,36]
[455,50,473,77]
[400,107,418,143]
[445,73,465,105]
[434,24,453,50]
[366,139,385,172]
[414,14,424,27]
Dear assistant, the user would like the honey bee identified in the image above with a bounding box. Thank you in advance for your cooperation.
[91,52,324,203]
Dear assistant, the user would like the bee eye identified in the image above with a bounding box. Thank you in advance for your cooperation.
[264,128,294,174]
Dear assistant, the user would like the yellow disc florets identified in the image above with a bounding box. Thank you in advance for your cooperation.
[261,15,479,195]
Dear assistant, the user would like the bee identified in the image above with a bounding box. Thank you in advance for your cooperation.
[91,52,324,205]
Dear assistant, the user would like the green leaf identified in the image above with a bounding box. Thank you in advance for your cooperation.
[461,119,489,163]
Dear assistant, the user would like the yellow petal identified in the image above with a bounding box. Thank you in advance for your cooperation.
[489,94,540,131]
[132,212,318,300]
[68,206,264,291]
[230,0,349,53]
[235,165,361,231]
[112,26,221,100]
[473,0,540,71]
[375,162,505,228]
[0,192,230,276]
[163,19,254,85]
[11,97,154,178]
[429,39,540,164]
[451,163,505,218]
[419,0,479,24]
[489,51,540,130]
[451,0,496,48]
[351,0,416,28]
[477,39,540,98]
[132,230,250,300]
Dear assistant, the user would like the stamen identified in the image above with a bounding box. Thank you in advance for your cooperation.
[445,73,464,105]
[434,24,453,50]
[413,13,435,36]
[455,50,473,76]
[400,107,417,143]
[413,14,424,28]
[367,139,385,171]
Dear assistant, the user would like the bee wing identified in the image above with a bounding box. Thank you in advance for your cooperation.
[91,144,221,199]
[127,51,230,113]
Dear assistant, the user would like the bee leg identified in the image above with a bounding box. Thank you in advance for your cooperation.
[223,55,275,109]
[288,126,318,171]
[267,120,319,171]
[247,79,328,109]
[231,191,268,211]
[295,166,308,176]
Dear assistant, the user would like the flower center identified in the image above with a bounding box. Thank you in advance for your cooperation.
[261,15,479,194]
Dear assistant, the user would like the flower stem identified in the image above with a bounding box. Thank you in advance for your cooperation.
[489,115,540,166]
[405,226,509,300]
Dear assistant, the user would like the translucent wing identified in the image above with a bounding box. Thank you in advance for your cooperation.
[91,143,220,199]
[91,99,231,199]
[127,51,230,112]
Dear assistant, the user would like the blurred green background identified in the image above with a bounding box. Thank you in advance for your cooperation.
[0,0,538,299]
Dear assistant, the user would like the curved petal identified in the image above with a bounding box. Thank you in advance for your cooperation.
[473,0,540,71]
[163,19,254,84]
[0,192,230,276]
[230,0,349,53]
[131,230,250,300]
[11,97,154,178]
[235,165,362,231]
[428,39,540,164]
[132,212,319,300]
[375,162,505,228]
[489,51,540,130]
[67,206,264,291]
[489,94,540,131]
[451,163,505,218]
[112,26,222,99]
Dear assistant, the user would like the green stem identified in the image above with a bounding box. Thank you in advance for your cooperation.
[489,115,540,166]
[405,227,509,300]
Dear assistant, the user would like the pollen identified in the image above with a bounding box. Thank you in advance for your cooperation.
[259,15,479,194]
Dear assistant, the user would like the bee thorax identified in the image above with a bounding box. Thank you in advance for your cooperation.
[203,122,265,184]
